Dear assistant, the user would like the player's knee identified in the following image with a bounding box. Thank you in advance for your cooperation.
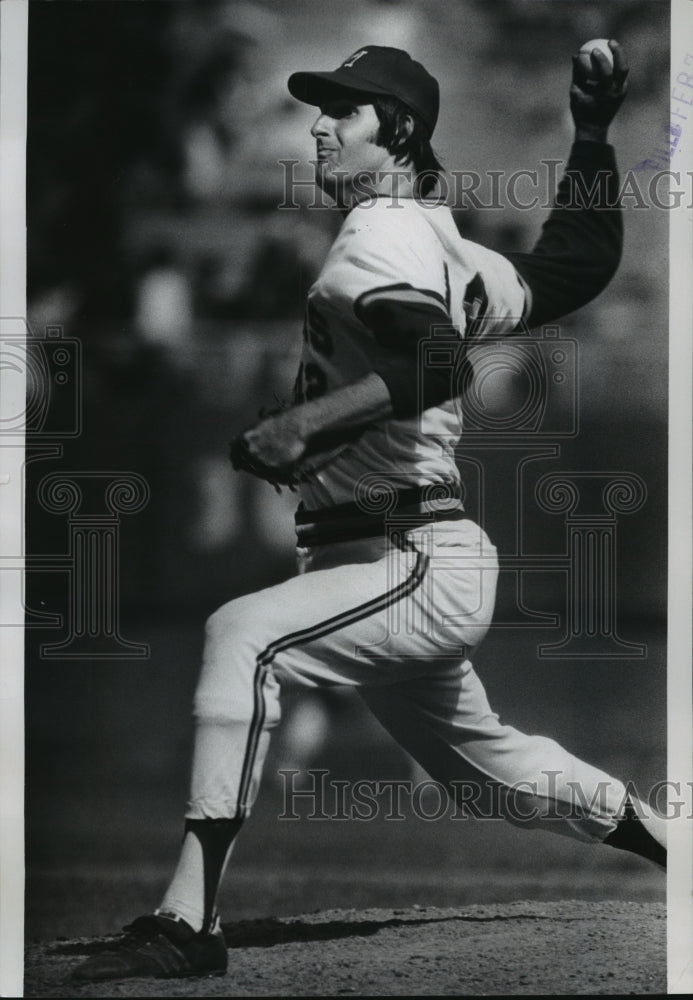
[193,649,280,725]
[193,676,280,726]
[193,597,280,725]
[203,596,269,659]
[204,601,239,646]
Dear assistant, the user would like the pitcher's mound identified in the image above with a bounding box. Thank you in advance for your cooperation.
[25,899,665,996]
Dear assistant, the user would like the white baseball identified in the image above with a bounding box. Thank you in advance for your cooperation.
[579,38,614,71]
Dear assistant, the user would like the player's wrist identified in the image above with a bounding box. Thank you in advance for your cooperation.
[279,403,314,446]
[574,123,610,143]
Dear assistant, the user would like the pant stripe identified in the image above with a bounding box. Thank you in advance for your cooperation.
[236,543,430,816]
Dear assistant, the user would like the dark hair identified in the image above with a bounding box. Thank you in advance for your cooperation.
[371,94,444,198]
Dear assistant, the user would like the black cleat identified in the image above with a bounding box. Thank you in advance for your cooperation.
[603,797,667,870]
[71,913,228,982]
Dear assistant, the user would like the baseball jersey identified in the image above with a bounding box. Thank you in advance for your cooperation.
[295,196,527,509]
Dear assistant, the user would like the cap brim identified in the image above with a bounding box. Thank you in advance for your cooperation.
[287,69,393,107]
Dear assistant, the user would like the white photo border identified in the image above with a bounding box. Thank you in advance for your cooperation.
[0,1,691,995]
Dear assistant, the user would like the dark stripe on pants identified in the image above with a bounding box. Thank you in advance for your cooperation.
[236,541,429,817]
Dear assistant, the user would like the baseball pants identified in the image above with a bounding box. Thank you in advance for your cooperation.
[187,517,627,842]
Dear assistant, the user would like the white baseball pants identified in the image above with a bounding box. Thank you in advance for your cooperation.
[187,517,626,842]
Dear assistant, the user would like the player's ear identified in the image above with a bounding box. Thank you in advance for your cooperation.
[400,114,414,140]
[392,113,415,163]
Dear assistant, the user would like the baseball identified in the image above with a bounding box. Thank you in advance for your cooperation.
[579,38,614,71]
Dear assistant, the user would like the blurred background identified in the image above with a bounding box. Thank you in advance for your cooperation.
[24,0,670,942]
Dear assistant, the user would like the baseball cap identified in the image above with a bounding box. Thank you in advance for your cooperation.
[288,45,439,136]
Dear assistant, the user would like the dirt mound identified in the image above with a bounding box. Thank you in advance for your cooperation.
[24,900,665,997]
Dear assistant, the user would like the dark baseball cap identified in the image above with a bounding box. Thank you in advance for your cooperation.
[288,45,439,136]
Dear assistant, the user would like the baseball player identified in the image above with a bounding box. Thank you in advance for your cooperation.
[73,40,666,983]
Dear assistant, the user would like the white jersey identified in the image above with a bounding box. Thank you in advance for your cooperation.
[296,197,527,509]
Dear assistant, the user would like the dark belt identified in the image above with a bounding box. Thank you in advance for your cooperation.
[295,483,465,547]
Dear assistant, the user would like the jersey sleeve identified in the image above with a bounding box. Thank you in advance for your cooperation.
[343,203,452,329]
[337,204,459,419]
[503,141,622,327]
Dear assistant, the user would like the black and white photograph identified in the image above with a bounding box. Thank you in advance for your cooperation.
[1,0,692,994]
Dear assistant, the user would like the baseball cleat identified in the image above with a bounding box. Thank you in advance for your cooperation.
[71,913,227,981]
[603,796,666,870]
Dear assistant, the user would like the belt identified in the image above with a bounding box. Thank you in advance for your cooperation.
[295,483,465,547]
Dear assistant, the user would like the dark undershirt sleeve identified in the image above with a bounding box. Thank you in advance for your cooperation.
[503,140,623,328]
[357,297,459,419]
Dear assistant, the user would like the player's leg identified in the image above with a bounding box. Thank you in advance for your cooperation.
[360,666,620,838]
[358,516,666,863]
[360,667,666,864]
[73,546,422,981]
[156,524,502,940]
[156,536,442,932]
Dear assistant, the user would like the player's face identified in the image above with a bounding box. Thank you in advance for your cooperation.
[310,97,392,204]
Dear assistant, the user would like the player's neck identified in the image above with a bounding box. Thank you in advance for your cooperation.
[334,165,416,214]
[368,161,416,201]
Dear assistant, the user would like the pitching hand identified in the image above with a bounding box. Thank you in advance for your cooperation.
[570,39,628,139]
